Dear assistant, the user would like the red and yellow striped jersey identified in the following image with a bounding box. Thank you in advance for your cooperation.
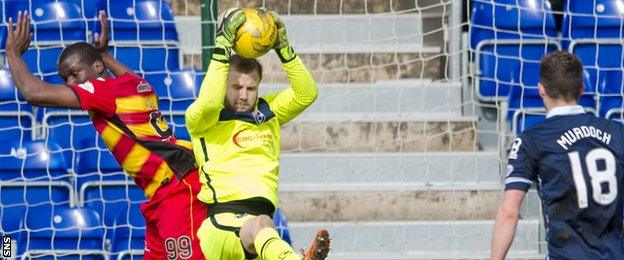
[70,73,195,198]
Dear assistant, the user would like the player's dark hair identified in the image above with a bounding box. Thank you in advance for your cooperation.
[539,50,583,102]
[230,54,263,80]
[58,42,102,67]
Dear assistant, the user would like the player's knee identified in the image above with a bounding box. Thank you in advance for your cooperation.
[240,215,275,253]
[256,214,275,229]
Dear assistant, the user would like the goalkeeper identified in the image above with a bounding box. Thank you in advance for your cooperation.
[186,8,330,260]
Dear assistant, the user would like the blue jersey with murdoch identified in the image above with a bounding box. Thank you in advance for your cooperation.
[506,106,624,259]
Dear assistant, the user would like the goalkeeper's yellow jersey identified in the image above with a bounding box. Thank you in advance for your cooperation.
[185,56,317,215]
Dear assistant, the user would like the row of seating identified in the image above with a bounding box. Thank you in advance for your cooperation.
[471,0,624,101]
[1,146,291,259]
[0,0,177,44]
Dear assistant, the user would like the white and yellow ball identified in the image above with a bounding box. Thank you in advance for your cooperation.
[233,8,277,59]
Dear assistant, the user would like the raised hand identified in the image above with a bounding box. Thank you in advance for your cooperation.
[267,11,296,63]
[93,10,110,53]
[213,8,246,62]
[6,11,32,57]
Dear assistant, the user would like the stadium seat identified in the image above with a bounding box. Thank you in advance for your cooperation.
[75,139,123,175]
[144,70,200,111]
[68,0,106,20]
[0,140,73,248]
[81,180,146,227]
[0,69,35,142]
[3,0,86,44]
[562,0,624,47]
[43,109,98,169]
[563,0,624,93]
[597,70,624,119]
[110,45,180,72]
[470,0,560,101]
[23,47,64,74]
[0,140,69,181]
[104,0,178,42]
[109,204,145,260]
[18,206,106,259]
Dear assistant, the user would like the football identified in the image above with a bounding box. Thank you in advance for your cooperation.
[233,8,278,59]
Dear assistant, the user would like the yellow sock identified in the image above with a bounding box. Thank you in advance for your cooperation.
[254,227,300,260]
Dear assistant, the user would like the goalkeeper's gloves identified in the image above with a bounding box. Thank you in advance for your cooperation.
[213,8,246,63]
[268,11,297,63]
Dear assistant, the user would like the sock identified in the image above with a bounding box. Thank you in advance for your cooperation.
[254,227,300,260]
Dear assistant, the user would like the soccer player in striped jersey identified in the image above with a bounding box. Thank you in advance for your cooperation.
[5,11,206,259]
[186,8,331,260]
[491,51,624,259]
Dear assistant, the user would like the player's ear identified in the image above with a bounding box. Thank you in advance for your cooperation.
[94,59,105,74]
[538,82,546,97]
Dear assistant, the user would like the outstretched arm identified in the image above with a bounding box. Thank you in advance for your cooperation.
[186,8,245,136]
[265,11,317,125]
[491,189,525,260]
[93,10,136,77]
[6,11,80,108]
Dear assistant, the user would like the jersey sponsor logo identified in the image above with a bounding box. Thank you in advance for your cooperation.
[77,81,95,94]
[137,82,152,93]
[232,128,273,148]
[509,138,522,160]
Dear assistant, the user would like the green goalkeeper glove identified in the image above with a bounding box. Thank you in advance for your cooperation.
[268,11,297,63]
[213,8,246,63]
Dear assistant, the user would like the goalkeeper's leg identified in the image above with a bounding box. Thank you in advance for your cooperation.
[240,214,299,259]
[240,215,331,260]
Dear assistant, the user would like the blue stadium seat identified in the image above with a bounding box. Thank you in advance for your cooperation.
[145,70,200,111]
[470,0,560,101]
[0,140,69,181]
[562,0,624,47]
[508,68,596,134]
[597,70,624,119]
[110,46,180,72]
[75,139,122,175]
[105,0,178,42]
[0,140,72,246]
[109,204,145,260]
[43,74,66,84]
[0,69,34,142]
[563,0,624,92]
[43,109,97,169]
[18,206,106,259]
[81,181,146,227]
[23,47,64,74]
[68,0,106,20]
[3,0,86,44]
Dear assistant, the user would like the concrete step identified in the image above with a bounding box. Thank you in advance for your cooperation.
[288,220,543,260]
[278,152,501,191]
[279,190,542,221]
[259,52,444,83]
[280,119,478,152]
[260,80,463,119]
[279,190,501,221]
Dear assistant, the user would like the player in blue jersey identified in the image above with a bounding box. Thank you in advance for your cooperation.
[491,51,624,259]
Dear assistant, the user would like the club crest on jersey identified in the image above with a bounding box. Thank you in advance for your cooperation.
[136,82,152,93]
[252,110,266,124]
